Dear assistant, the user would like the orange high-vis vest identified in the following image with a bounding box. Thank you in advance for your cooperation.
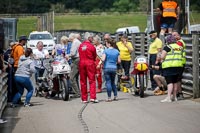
[162,1,178,18]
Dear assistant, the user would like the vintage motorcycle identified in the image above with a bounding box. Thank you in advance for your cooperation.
[50,56,71,101]
[34,58,53,98]
[35,56,71,101]
[131,55,149,98]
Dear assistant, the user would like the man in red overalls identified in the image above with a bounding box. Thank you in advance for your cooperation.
[78,32,98,103]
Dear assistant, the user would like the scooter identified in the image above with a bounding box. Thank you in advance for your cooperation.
[131,55,149,98]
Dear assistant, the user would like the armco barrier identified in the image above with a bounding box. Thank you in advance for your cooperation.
[0,72,8,117]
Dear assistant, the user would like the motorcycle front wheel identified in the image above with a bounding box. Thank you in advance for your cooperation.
[60,77,69,101]
[139,75,144,98]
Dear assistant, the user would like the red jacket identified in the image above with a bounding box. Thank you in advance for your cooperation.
[78,40,97,63]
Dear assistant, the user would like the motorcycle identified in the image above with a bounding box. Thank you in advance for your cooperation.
[34,58,53,98]
[131,55,149,98]
[50,55,71,101]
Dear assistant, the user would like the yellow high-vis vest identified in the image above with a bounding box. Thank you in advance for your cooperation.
[162,43,183,69]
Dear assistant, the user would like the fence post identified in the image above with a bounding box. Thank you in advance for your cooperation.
[131,34,136,62]
[141,33,145,55]
[192,34,200,98]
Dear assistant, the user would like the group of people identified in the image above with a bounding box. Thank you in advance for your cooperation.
[2,36,36,107]
[0,29,186,106]
[148,30,185,103]
[52,32,133,103]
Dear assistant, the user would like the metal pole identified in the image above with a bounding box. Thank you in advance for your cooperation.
[186,0,191,33]
[192,34,200,98]
[151,0,154,30]
[52,10,54,37]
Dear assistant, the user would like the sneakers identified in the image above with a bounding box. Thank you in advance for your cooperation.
[90,99,99,103]
[177,93,184,100]
[24,103,33,107]
[113,96,118,101]
[106,98,112,102]
[10,103,18,108]
[161,97,172,103]
[172,96,178,102]
[154,90,166,95]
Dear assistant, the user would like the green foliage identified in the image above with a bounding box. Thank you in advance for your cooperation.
[0,0,199,13]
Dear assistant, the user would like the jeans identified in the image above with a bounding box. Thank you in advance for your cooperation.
[12,76,34,104]
[35,67,45,83]
[104,68,117,98]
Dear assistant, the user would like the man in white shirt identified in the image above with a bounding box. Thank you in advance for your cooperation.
[33,41,49,83]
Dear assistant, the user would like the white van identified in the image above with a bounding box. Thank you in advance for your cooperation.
[116,26,140,34]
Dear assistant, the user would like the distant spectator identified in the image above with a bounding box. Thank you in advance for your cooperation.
[116,34,133,80]
[0,49,5,74]
[11,48,36,107]
[157,0,180,35]
[11,35,28,72]
[160,35,183,103]
[103,33,111,40]
[172,31,186,100]
[93,35,105,93]
[148,30,163,91]
[151,53,167,95]
[33,41,49,83]
[75,33,82,41]
[10,35,28,103]
[66,33,81,98]
[4,42,16,102]
[102,38,121,102]
[52,36,69,57]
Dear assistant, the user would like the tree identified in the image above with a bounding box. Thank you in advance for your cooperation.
[113,0,139,12]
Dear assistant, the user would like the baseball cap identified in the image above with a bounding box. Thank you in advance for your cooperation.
[19,35,28,41]
[149,30,157,35]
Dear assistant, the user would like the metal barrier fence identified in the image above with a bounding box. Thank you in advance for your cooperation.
[0,72,8,117]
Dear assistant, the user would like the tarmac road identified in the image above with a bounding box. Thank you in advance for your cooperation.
[0,91,200,133]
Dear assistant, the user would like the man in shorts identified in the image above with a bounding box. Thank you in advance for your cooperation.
[157,0,180,35]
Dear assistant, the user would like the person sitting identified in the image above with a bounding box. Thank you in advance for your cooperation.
[151,53,167,95]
